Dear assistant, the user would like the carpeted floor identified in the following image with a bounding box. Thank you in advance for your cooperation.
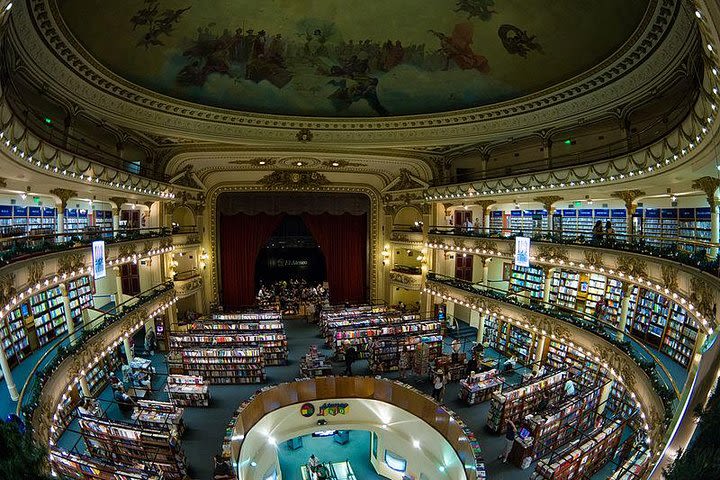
[5,317,655,479]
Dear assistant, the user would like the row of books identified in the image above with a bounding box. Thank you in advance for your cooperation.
[166,375,210,407]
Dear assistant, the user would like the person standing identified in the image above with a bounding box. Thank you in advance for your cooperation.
[592,220,604,243]
[144,328,156,357]
[605,220,616,244]
[343,341,358,376]
[398,349,410,380]
[432,369,447,402]
[501,420,517,463]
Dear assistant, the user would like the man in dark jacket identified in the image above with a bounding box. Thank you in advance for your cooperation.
[343,341,358,376]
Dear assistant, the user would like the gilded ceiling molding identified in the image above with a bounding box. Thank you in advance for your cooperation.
[583,250,605,269]
[383,169,429,192]
[691,176,720,208]
[320,160,366,168]
[660,264,679,291]
[689,276,715,320]
[610,190,646,213]
[108,196,128,209]
[533,195,564,212]
[0,273,16,305]
[27,261,45,284]
[474,199,496,212]
[56,252,85,275]
[616,254,648,278]
[228,158,277,168]
[258,170,331,189]
[536,244,569,262]
[473,239,499,253]
[49,188,77,210]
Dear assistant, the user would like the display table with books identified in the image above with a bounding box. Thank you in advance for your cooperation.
[459,369,504,405]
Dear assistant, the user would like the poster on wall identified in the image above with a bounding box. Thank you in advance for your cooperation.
[92,240,106,279]
[514,236,530,267]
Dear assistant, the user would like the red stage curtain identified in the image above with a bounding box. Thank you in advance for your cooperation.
[220,213,285,308]
[302,213,367,304]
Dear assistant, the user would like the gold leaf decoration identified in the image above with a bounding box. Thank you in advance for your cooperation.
[537,244,568,262]
[583,250,605,269]
[258,170,330,189]
[57,252,85,274]
[0,273,16,305]
[660,264,678,291]
[616,254,647,278]
[27,261,45,284]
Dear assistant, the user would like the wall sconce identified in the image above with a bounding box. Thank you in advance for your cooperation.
[381,245,391,266]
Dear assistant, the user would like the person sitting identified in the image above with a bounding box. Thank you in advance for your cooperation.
[113,388,137,408]
[503,355,518,372]
[563,379,577,398]
[213,453,232,479]
[108,373,123,392]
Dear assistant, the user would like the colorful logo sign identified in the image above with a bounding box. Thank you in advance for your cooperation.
[300,403,315,417]
[300,402,349,417]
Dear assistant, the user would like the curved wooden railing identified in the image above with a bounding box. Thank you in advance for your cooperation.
[228,377,485,480]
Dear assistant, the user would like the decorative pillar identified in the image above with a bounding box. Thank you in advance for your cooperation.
[474,200,495,234]
[611,190,645,239]
[542,266,555,304]
[617,283,634,341]
[79,376,91,397]
[113,267,124,305]
[50,188,76,237]
[477,313,487,344]
[534,196,563,235]
[534,334,547,365]
[597,380,613,415]
[482,257,491,287]
[123,337,134,363]
[0,346,18,401]
[168,305,178,332]
[110,197,127,236]
[691,177,720,259]
[59,284,76,345]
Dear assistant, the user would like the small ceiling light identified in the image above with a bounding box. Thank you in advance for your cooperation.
[413,440,420,449]
[296,161,303,166]
[332,161,340,167]
[5,3,12,12]
[671,194,677,202]
[696,10,702,19]
[19,192,26,200]
[259,161,266,165]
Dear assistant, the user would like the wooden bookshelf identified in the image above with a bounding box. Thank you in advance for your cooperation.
[510,265,545,301]
[531,420,623,480]
[486,371,567,432]
[50,448,161,480]
[66,275,94,325]
[368,333,442,373]
[549,269,580,310]
[168,347,265,384]
[170,331,288,366]
[79,417,186,479]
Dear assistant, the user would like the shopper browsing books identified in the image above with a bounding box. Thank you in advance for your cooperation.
[500,420,517,463]
[564,379,577,398]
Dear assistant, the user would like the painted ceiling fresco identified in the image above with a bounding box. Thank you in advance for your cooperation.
[56,0,650,117]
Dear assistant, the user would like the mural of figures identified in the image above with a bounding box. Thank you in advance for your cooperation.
[58,0,649,117]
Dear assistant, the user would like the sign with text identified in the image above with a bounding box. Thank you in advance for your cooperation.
[300,402,349,417]
[514,236,530,267]
[92,240,106,279]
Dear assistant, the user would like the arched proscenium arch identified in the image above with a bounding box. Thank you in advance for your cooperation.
[227,377,484,480]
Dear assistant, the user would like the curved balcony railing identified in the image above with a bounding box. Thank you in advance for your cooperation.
[391,264,423,275]
[428,225,720,276]
[0,227,197,268]
[426,272,680,411]
[228,376,485,480]
[15,282,175,421]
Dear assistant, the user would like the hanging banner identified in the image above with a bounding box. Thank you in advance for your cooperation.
[514,236,530,267]
[92,240,106,279]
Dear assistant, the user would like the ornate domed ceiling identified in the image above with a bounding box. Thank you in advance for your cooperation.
[54,0,650,117]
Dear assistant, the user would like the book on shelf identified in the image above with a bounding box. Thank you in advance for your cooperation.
[170,347,266,384]
[50,447,161,480]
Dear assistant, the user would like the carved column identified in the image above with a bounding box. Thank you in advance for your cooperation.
[0,344,18,400]
[78,376,91,397]
[475,200,496,234]
[123,336,134,363]
[534,195,563,234]
[542,266,555,304]
[50,188,77,236]
[534,333,547,365]
[611,190,645,239]
[113,266,124,304]
[617,282,634,341]
[110,197,127,237]
[692,177,720,258]
[168,305,178,332]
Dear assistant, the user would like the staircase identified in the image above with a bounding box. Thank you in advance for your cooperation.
[447,318,478,341]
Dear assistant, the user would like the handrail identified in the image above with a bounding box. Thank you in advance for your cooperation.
[426,272,680,402]
[15,281,175,418]
[427,225,720,276]
[0,227,197,268]
[391,264,423,275]
[228,377,485,480]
